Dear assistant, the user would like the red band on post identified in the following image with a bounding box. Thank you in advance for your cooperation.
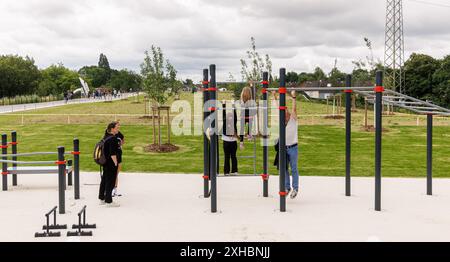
[279,87,287,94]
[71,151,81,155]
[0,145,8,149]
[55,160,67,165]
[374,86,385,93]
[261,174,269,180]
[203,175,209,180]
[209,107,216,112]
[344,89,353,93]
[261,81,269,85]
[208,87,217,91]
[279,191,288,196]
[202,81,209,85]
[261,88,267,94]
[1,171,8,175]
[279,106,287,110]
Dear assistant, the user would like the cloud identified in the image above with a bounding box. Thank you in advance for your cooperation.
[0,0,449,81]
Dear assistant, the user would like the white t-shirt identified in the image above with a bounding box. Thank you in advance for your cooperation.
[222,135,237,142]
[285,116,298,146]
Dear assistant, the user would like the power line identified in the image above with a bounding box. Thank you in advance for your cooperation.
[407,0,450,8]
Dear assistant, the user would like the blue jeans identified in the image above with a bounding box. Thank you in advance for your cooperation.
[285,145,299,191]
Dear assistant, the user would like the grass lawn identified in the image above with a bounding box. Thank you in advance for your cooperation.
[0,92,449,177]
[0,123,449,178]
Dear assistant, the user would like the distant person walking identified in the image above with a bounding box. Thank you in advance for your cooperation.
[98,122,121,207]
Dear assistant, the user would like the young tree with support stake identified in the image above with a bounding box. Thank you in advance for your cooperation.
[140,45,182,151]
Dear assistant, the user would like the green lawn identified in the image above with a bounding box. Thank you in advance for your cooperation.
[0,123,449,178]
[0,92,449,177]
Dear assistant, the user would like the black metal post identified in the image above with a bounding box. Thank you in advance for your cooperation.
[375,71,383,211]
[345,75,352,197]
[210,64,217,213]
[203,69,210,198]
[1,134,7,191]
[74,138,80,200]
[262,72,269,198]
[67,160,73,187]
[427,114,433,196]
[279,68,287,212]
[11,131,17,186]
[57,146,66,214]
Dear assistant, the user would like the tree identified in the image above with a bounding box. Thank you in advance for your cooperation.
[312,67,326,81]
[141,45,180,148]
[98,53,111,80]
[286,71,299,83]
[140,45,180,105]
[41,64,80,95]
[432,55,450,107]
[109,69,142,92]
[403,53,440,101]
[240,37,273,84]
[0,55,41,98]
[78,66,109,88]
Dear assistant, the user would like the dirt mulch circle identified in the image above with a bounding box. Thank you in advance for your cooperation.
[144,143,179,153]
[361,125,390,133]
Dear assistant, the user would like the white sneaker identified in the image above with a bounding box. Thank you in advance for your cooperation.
[231,172,238,176]
[224,173,230,176]
[112,188,117,197]
[99,200,106,205]
[106,202,120,208]
[290,189,298,199]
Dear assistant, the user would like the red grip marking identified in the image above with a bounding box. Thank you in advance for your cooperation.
[374,86,385,93]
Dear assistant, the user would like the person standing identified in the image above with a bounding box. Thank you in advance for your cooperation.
[222,102,238,176]
[271,90,300,199]
[112,122,124,197]
[284,91,299,198]
[98,122,121,207]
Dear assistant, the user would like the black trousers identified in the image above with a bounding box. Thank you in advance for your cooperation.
[223,140,238,174]
[99,165,118,203]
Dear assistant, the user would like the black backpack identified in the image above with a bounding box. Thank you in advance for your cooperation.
[93,136,114,165]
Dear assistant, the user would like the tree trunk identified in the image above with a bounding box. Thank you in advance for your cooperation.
[152,107,156,145]
[158,108,161,146]
[167,109,170,145]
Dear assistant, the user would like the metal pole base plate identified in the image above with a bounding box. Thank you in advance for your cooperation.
[72,224,96,229]
[35,231,61,238]
[67,231,93,237]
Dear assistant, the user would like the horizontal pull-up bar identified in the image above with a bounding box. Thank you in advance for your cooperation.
[266,86,375,92]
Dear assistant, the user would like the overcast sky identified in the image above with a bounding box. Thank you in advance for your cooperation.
[1,0,450,81]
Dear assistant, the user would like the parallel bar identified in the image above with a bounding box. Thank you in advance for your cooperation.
[427,114,433,196]
[375,71,383,212]
[345,75,352,197]
[0,160,57,165]
[210,64,218,213]
[203,69,210,198]
[279,68,287,212]
[11,131,17,186]
[1,134,7,191]
[262,72,269,198]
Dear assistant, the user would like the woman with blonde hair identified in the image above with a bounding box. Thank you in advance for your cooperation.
[239,85,256,150]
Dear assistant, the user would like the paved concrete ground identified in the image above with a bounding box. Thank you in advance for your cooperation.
[1,172,450,242]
